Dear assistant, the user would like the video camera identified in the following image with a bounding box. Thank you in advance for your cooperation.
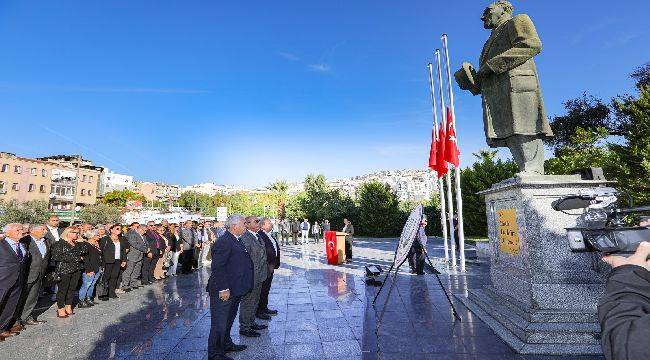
[551,187,650,254]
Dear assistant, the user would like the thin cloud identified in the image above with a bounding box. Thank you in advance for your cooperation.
[0,82,212,94]
[309,63,332,73]
[278,51,301,61]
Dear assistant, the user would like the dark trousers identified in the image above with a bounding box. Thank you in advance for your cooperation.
[57,271,81,308]
[192,247,200,269]
[141,256,157,284]
[103,263,121,297]
[16,277,42,322]
[208,294,241,359]
[180,249,194,274]
[412,250,425,274]
[257,273,273,314]
[281,232,289,245]
[345,240,352,260]
[292,232,298,244]
[0,279,23,330]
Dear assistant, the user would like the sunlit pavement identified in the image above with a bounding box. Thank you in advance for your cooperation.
[0,238,605,360]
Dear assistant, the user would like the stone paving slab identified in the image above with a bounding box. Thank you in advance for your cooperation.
[0,238,605,360]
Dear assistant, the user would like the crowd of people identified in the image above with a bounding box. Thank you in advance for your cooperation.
[0,215,225,341]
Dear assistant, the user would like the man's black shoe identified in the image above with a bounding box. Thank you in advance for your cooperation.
[256,313,272,320]
[251,323,267,330]
[416,271,425,275]
[239,329,261,337]
[264,308,278,315]
[225,344,247,352]
[99,296,109,301]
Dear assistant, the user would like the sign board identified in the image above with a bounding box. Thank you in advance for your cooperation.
[216,207,228,222]
[497,209,520,255]
[125,200,143,210]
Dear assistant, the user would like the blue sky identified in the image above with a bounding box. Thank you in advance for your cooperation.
[0,1,648,187]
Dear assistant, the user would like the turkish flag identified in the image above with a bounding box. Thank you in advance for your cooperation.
[427,127,438,170]
[444,107,460,167]
[436,124,448,178]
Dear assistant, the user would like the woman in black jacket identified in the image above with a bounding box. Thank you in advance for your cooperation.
[78,229,102,308]
[98,224,127,300]
[50,227,86,318]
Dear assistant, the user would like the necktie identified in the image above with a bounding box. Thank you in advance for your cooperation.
[16,243,24,262]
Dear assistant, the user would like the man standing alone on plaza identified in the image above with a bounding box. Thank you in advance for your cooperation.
[342,218,354,263]
[257,218,280,320]
[238,216,269,337]
[207,215,253,360]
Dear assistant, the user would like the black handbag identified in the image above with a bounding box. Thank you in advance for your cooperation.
[42,266,61,287]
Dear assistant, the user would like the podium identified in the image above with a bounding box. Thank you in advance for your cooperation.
[324,231,347,265]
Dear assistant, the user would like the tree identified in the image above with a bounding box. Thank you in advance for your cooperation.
[460,151,518,237]
[0,200,51,227]
[631,62,650,88]
[78,203,122,225]
[545,93,624,153]
[357,181,402,237]
[545,126,612,175]
[268,180,289,218]
[100,189,145,207]
[607,85,650,206]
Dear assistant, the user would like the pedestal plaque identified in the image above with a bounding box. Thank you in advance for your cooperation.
[455,175,612,355]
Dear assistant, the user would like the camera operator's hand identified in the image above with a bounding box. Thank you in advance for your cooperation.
[602,241,650,271]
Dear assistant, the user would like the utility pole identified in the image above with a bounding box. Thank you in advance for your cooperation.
[70,154,81,224]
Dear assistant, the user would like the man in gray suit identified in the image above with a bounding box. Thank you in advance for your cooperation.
[179,220,195,274]
[238,216,269,338]
[122,224,150,291]
[16,224,49,326]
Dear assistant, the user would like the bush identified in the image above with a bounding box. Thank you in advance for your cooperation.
[78,203,122,225]
[0,200,51,228]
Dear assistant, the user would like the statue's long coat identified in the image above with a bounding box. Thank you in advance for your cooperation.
[479,14,553,147]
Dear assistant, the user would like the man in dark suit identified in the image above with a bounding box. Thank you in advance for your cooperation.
[43,215,61,247]
[16,224,50,326]
[142,221,163,284]
[257,218,280,319]
[238,216,268,337]
[207,215,253,360]
[0,223,29,341]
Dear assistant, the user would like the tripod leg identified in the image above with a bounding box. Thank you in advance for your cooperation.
[372,263,395,305]
[423,250,462,322]
[376,261,406,329]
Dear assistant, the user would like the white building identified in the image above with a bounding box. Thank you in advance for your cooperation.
[181,182,250,196]
[99,168,134,195]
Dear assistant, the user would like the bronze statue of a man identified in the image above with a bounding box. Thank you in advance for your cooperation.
[455,0,553,175]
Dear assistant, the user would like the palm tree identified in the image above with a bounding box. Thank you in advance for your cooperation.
[268,180,289,218]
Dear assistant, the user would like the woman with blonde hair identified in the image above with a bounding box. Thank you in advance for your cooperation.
[50,227,87,318]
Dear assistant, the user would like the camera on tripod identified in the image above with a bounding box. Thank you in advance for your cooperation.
[551,187,650,254]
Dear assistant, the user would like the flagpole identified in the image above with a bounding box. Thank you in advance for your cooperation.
[427,63,450,264]
[435,49,457,268]
[442,34,466,272]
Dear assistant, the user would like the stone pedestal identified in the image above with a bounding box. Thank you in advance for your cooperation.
[455,175,612,355]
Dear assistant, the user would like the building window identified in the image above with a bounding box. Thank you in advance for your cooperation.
[12,183,19,191]
[82,175,87,182]
[28,184,35,192]
[89,175,94,182]
[81,189,86,196]
[0,181,5,192]
[1,164,7,172]
[14,165,21,174]
[88,190,93,196]
[31,168,37,176]
[39,184,46,193]
[41,169,47,177]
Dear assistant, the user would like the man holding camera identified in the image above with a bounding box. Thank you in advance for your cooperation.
[598,241,650,360]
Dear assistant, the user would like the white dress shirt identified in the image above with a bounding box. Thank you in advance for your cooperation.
[47,225,60,241]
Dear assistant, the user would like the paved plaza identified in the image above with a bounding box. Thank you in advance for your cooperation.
[0,238,605,360]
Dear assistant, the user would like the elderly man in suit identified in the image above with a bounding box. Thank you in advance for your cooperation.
[122,224,149,290]
[238,216,268,337]
[207,214,253,360]
[257,218,280,319]
[0,223,29,341]
[15,224,50,327]
[179,220,195,274]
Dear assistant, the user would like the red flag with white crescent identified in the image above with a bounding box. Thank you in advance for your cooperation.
[436,123,448,178]
[444,107,460,167]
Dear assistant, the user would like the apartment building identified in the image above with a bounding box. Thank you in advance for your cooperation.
[0,152,56,203]
[37,155,101,208]
[134,181,181,202]
[98,168,134,195]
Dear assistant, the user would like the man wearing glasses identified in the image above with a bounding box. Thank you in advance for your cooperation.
[0,224,29,341]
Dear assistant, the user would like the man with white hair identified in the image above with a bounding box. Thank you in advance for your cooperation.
[16,224,50,326]
[207,214,253,360]
[0,223,29,341]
